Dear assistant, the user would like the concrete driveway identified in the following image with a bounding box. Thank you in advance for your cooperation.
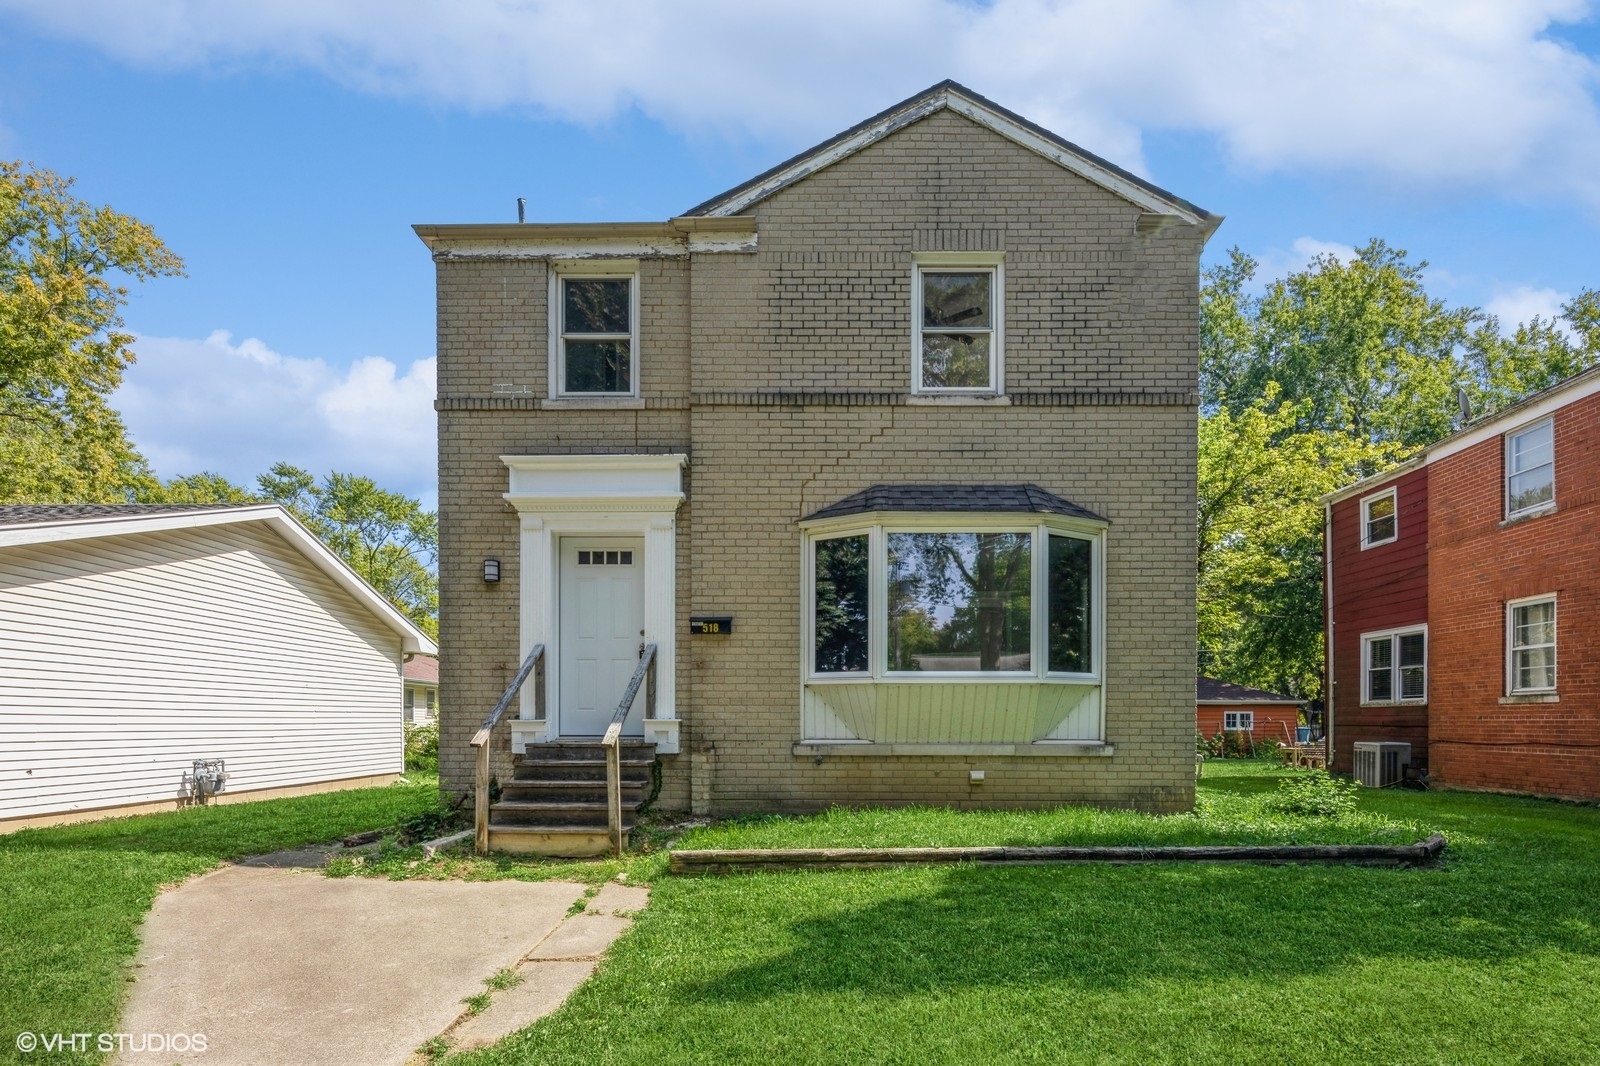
[115,855,589,1066]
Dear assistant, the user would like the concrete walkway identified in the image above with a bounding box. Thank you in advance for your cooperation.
[116,853,644,1066]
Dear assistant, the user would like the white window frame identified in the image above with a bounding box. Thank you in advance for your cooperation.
[549,262,640,398]
[800,513,1105,684]
[1223,710,1254,731]
[1361,625,1428,704]
[1504,417,1555,519]
[1506,594,1557,695]
[911,252,1004,396]
[1360,487,1398,549]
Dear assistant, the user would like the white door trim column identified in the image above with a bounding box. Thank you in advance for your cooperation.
[501,454,687,753]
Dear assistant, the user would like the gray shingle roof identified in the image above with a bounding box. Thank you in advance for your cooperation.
[0,504,248,527]
[1196,676,1305,704]
[804,484,1106,523]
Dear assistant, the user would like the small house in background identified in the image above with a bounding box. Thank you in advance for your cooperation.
[403,653,439,725]
[1324,365,1599,799]
[0,504,436,832]
[1196,677,1305,745]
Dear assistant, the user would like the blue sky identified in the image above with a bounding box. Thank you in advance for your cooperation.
[2,1,1597,507]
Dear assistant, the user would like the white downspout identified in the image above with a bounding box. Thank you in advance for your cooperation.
[1324,500,1335,765]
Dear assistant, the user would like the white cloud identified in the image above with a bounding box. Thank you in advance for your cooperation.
[1486,284,1577,336]
[114,330,437,505]
[1250,235,1360,285]
[1,0,1598,209]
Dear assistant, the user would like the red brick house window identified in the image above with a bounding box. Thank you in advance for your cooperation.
[1363,626,1427,703]
[1508,596,1557,693]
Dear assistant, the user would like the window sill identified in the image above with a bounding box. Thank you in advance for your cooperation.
[1358,700,1428,708]
[1499,693,1559,704]
[1359,537,1397,551]
[807,674,1095,685]
[1500,504,1556,528]
[792,741,1114,758]
[906,394,1010,406]
[541,396,645,410]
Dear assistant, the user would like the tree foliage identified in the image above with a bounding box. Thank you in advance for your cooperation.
[0,161,183,502]
[148,465,439,640]
[254,463,438,640]
[1198,242,1597,698]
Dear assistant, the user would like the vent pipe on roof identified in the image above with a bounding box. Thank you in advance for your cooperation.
[517,197,526,224]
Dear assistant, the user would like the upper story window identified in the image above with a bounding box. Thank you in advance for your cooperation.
[1361,488,1397,548]
[553,269,638,396]
[1363,626,1426,703]
[1506,419,1554,518]
[1508,596,1556,694]
[912,257,1003,394]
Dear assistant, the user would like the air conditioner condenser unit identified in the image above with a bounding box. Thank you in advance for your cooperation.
[1352,742,1410,787]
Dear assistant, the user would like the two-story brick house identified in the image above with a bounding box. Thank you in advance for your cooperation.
[1324,365,1600,799]
[418,82,1220,850]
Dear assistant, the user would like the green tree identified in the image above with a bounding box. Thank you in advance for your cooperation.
[1198,389,1390,699]
[151,471,260,505]
[0,161,183,502]
[256,463,438,640]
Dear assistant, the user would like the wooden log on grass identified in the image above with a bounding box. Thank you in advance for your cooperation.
[669,834,1447,876]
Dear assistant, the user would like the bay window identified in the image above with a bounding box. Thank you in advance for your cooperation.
[807,518,1102,681]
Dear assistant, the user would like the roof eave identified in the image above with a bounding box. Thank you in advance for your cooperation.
[683,80,1214,226]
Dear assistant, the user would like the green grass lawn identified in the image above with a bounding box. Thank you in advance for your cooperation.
[7,764,1600,1065]
[0,777,440,1066]
[442,762,1600,1066]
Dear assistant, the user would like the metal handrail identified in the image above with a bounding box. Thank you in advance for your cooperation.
[471,644,545,854]
[604,643,657,856]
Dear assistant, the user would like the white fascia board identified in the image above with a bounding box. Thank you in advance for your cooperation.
[1425,369,1600,465]
[703,88,1203,225]
[1319,455,1426,508]
[0,505,437,656]
[1321,366,1600,507]
[1197,699,1307,706]
[431,235,688,260]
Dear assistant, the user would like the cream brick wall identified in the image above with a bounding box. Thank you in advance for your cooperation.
[434,107,1203,813]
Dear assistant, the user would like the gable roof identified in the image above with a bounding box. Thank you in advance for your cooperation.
[0,504,436,655]
[803,484,1106,524]
[1197,676,1305,704]
[683,80,1216,226]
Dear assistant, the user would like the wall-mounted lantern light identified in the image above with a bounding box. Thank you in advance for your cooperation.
[483,558,501,583]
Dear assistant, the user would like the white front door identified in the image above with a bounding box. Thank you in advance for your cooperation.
[558,537,646,737]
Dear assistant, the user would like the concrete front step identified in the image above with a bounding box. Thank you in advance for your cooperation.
[509,761,654,784]
[487,824,629,857]
[490,800,638,828]
[500,781,648,805]
[518,741,657,761]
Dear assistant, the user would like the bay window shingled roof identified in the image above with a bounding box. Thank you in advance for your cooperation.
[803,484,1105,523]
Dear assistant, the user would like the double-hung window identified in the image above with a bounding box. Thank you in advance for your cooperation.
[1505,419,1554,517]
[553,270,638,396]
[809,521,1100,679]
[1223,710,1254,731]
[912,258,1002,394]
[1508,596,1556,694]
[1361,488,1397,548]
[1363,626,1427,703]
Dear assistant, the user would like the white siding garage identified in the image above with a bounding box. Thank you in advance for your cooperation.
[0,505,436,831]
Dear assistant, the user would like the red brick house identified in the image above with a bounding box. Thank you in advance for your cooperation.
[1195,677,1304,745]
[1323,366,1600,799]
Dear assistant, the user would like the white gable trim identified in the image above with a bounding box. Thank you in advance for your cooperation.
[698,87,1205,225]
[0,506,436,654]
